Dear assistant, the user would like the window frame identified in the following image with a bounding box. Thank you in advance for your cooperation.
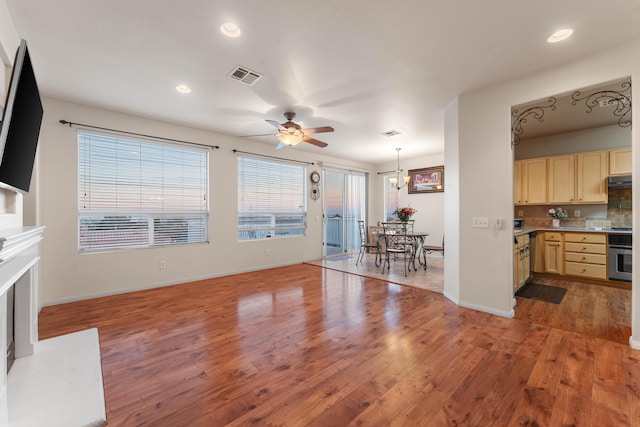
[77,129,210,253]
[237,154,307,241]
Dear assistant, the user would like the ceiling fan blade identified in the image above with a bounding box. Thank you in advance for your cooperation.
[275,142,287,150]
[266,120,283,129]
[303,136,328,148]
[301,126,334,134]
[241,133,276,137]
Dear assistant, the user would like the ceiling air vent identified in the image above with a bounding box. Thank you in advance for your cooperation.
[228,65,262,86]
[381,130,402,137]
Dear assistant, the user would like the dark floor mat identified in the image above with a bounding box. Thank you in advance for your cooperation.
[516,282,567,304]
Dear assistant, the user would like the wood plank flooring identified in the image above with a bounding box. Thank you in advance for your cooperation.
[39,264,640,426]
[515,275,632,345]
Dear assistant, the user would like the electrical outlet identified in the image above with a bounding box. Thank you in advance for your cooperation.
[472,217,489,228]
[518,210,524,217]
[160,260,166,269]
[574,210,580,217]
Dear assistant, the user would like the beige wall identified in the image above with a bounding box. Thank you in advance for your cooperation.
[374,152,445,248]
[515,124,631,160]
[33,98,380,305]
[0,1,21,228]
[448,37,640,348]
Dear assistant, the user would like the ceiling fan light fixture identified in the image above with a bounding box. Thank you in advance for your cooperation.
[277,128,305,146]
[547,29,573,43]
[221,22,241,37]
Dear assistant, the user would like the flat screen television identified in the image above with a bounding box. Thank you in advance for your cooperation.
[0,39,43,194]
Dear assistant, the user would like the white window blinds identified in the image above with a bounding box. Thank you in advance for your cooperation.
[237,155,306,240]
[78,130,209,252]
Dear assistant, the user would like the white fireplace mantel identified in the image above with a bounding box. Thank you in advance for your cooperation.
[0,226,106,427]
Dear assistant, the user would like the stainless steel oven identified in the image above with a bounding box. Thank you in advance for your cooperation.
[608,232,632,282]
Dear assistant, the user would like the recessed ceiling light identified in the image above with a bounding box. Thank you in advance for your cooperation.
[547,29,573,43]
[176,84,191,94]
[220,22,241,38]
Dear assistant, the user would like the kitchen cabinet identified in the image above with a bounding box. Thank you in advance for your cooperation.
[547,154,575,204]
[564,232,607,280]
[514,234,530,291]
[544,232,563,275]
[576,151,608,204]
[532,232,545,273]
[521,158,547,205]
[514,160,522,205]
[609,148,632,176]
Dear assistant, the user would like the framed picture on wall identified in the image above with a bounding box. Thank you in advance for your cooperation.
[408,165,444,194]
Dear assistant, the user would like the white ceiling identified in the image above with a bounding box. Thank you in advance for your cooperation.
[6,0,640,164]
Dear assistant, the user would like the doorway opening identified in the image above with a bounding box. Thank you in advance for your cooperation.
[322,167,367,258]
[511,77,632,344]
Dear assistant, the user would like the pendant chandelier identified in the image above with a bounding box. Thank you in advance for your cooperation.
[388,148,410,190]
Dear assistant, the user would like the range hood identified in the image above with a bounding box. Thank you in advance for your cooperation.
[608,175,632,188]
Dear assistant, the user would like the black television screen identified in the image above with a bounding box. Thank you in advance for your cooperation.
[0,39,43,194]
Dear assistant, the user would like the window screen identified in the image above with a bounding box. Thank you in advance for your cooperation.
[78,130,209,252]
[237,155,306,240]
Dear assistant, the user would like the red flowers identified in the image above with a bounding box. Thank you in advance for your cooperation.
[393,206,417,222]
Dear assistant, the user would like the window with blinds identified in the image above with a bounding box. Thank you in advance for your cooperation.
[237,155,306,241]
[78,130,209,252]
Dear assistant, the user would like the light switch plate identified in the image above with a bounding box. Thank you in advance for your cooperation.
[472,217,489,228]
[574,210,581,217]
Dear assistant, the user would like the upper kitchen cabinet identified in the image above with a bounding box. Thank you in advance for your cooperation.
[514,160,522,204]
[576,150,608,204]
[547,155,575,204]
[609,148,632,175]
[521,158,547,205]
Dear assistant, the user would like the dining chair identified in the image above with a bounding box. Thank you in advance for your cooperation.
[421,235,444,270]
[356,220,380,265]
[380,222,413,276]
[423,235,444,256]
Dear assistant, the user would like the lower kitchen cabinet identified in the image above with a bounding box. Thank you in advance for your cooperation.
[564,232,607,280]
[514,234,530,291]
[544,232,563,275]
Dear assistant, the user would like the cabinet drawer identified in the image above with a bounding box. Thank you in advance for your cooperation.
[564,242,606,254]
[565,262,607,279]
[564,252,606,265]
[545,232,562,242]
[564,233,606,244]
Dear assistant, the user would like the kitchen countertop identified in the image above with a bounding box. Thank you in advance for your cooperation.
[514,226,632,236]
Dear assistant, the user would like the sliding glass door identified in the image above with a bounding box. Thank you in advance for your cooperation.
[322,168,366,257]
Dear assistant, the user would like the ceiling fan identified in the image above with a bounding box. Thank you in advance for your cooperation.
[245,112,334,150]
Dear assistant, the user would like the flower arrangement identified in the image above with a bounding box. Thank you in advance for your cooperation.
[548,207,568,218]
[394,206,417,222]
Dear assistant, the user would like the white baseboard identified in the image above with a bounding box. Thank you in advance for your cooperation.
[630,336,640,350]
[458,300,515,319]
[443,290,459,305]
[41,261,302,307]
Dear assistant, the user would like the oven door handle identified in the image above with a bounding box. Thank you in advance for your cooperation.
[609,245,632,250]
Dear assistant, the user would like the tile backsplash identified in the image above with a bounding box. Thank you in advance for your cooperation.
[515,188,631,229]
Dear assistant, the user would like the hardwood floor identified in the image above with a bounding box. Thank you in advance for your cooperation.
[515,276,632,345]
[39,264,640,426]
[314,252,631,346]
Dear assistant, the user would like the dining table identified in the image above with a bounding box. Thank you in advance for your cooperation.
[374,229,430,272]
